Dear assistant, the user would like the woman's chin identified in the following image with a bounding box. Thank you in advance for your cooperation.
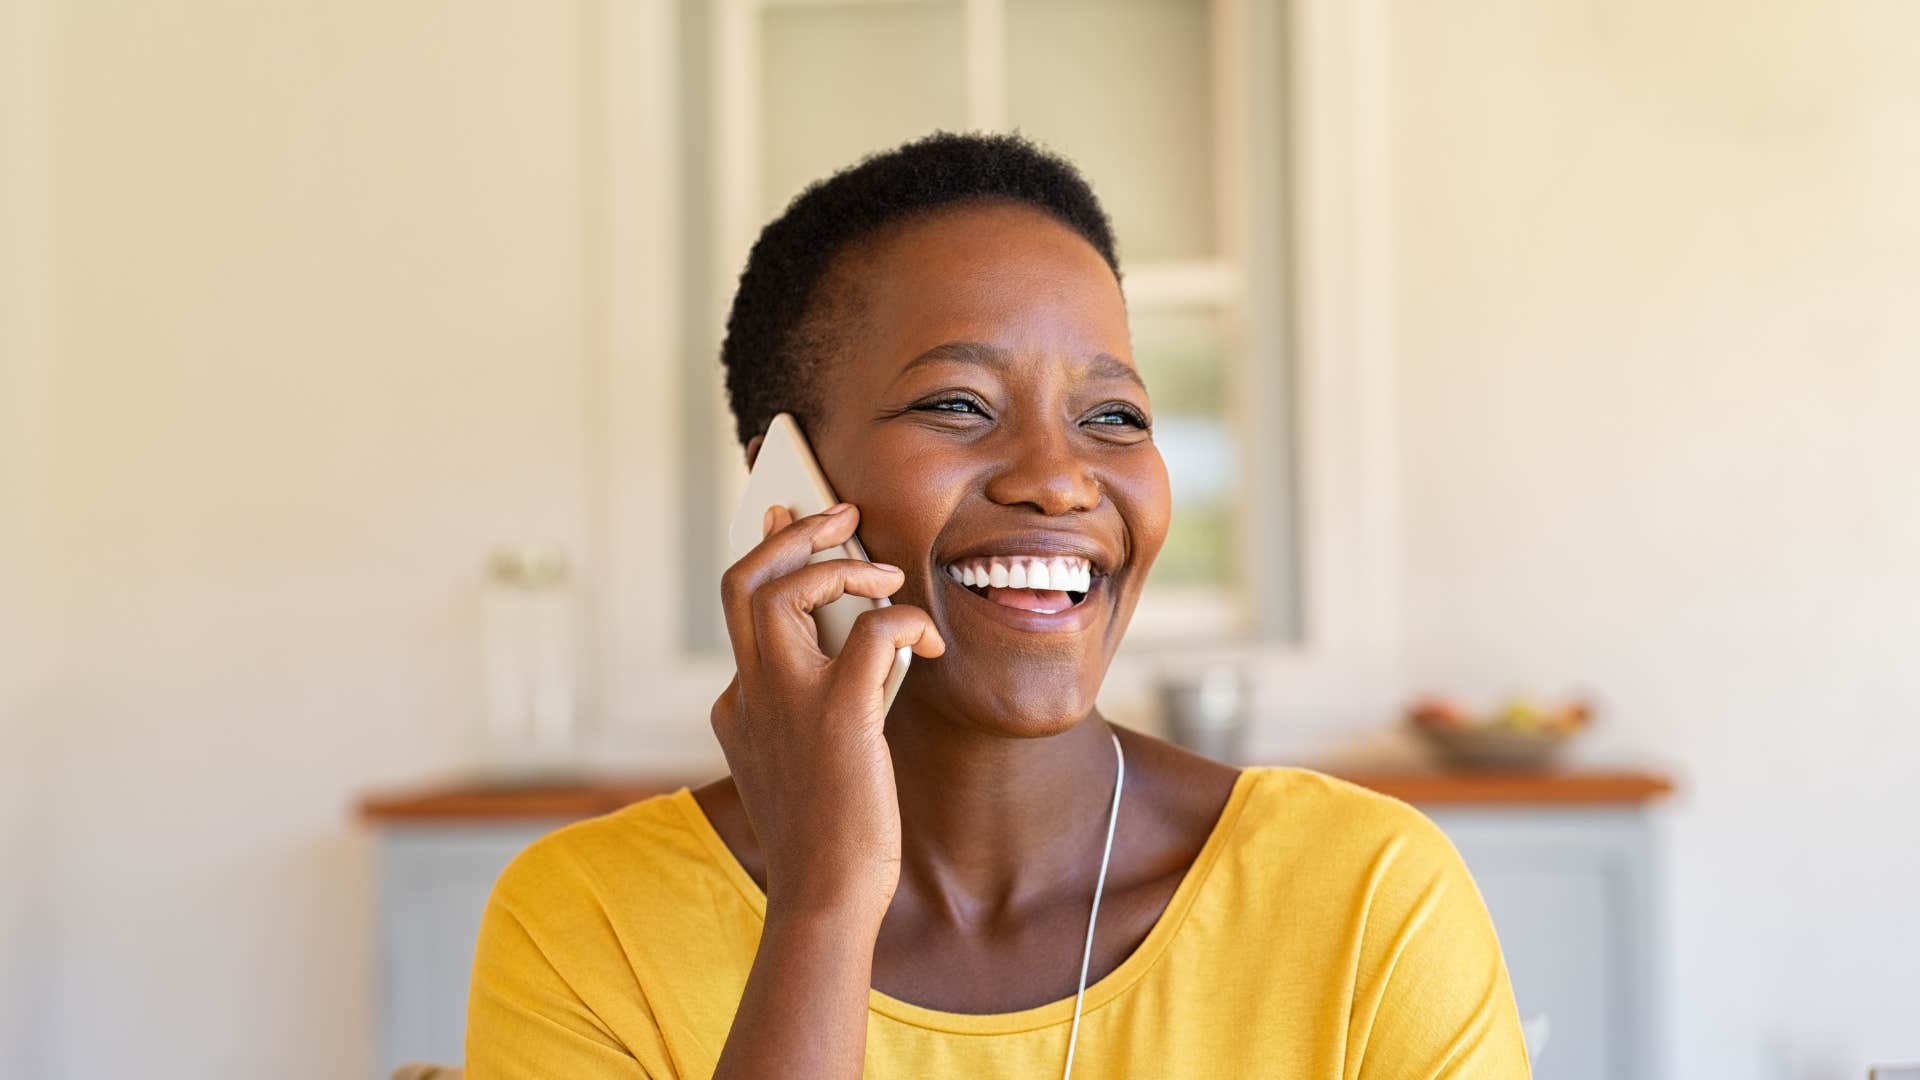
[956,688,1102,739]
[892,657,1108,738]
[979,713,1081,740]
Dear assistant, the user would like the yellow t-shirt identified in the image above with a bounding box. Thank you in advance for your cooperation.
[466,766,1532,1078]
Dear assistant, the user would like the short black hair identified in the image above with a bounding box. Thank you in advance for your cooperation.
[719,130,1122,449]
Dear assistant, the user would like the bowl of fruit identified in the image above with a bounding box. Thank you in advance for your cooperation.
[1406,695,1593,771]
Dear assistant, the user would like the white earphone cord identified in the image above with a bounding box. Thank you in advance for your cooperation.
[1062,731,1125,1080]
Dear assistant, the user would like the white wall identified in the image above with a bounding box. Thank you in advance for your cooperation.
[1386,1,1920,1076]
[6,1,601,1075]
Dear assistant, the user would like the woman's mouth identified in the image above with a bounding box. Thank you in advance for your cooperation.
[941,555,1093,615]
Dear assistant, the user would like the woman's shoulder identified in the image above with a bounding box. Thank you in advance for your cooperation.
[1224,767,1528,1070]
[484,787,724,918]
[469,789,757,1071]
[1226,765,1469,886]
[1241,763,1443,826]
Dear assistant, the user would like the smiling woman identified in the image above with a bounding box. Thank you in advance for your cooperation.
[463,132,1531,1079]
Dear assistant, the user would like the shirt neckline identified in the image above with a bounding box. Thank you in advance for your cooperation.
[668,764,1265,1036]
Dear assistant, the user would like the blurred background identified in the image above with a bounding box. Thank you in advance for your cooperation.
[3,0,1916,1077]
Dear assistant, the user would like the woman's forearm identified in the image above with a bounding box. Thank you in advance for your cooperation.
[712,901,882,1079]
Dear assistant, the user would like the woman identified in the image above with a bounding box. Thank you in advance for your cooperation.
[466,132,1531,1078]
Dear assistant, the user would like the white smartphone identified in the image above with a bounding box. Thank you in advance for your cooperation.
[727,413,912,713]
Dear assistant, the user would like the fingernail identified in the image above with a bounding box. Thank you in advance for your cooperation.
[823,502,853,516]
[762,505,776,536]
[872,562,902,574]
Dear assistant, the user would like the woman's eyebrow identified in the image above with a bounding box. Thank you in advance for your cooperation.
[1083,352,1148,390]
[898,340,1146,390]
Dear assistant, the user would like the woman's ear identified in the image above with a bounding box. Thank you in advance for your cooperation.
[744,434,764,470]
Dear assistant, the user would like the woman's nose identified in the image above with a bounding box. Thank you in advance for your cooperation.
[982,426,1101,515]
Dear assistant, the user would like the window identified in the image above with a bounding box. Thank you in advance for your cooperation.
[603,0,1394,762]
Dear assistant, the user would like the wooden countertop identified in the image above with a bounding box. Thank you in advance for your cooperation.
[359,767,1673,823]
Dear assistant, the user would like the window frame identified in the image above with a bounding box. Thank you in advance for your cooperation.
[588,0,1400,768]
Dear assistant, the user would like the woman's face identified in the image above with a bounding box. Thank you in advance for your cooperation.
[796,200,1171,736]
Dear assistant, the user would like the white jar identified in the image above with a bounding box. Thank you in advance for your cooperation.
[481,544,577,773]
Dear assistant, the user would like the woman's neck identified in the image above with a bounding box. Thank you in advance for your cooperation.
[881,707,1123,927]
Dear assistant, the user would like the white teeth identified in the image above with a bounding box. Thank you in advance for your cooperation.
[943,554,1096,592]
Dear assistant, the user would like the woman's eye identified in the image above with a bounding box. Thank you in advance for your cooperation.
[1088,405,1150,429]
[918,397,987,416]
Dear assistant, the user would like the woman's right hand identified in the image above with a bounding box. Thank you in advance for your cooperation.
[710,502,945,925]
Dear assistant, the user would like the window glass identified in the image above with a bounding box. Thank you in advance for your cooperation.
[1006,0,1217,261]
[761,3,969,219]
[1131,306,1236,587]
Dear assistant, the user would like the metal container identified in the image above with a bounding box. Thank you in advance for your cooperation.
[1158,663,1249,764]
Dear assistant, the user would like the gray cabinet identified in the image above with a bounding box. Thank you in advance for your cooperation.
[1427,808,1664,1080]
[370,807,1663,1078]
[374,824,555,1075]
